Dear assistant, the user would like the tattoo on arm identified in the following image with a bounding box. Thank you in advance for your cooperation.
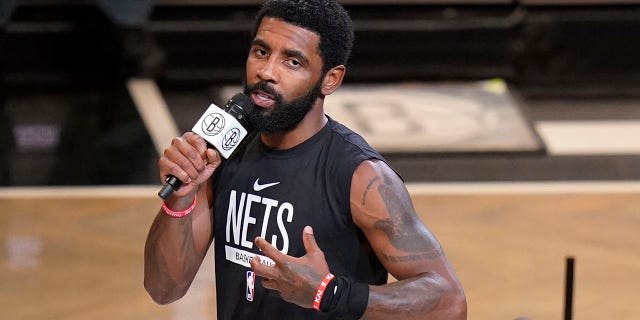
[366,172,443,260]
[381,250,443,263]
[363,176,381,205]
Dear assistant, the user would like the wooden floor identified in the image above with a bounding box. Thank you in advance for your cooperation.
[1,184,639,320]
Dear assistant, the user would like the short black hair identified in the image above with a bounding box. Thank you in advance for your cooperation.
[251,0,354,73]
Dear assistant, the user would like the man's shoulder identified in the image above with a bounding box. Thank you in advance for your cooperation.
[327,117,379,158]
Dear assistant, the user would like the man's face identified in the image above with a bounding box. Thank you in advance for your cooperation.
[244,17,325,133]
[243,78,322,133]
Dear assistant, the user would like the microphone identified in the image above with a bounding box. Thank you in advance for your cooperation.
[158,92,254,200]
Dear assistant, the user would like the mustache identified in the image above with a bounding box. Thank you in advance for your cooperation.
[244,81,283,102]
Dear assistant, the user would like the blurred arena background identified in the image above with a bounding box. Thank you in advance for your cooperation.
[1,1,639,319]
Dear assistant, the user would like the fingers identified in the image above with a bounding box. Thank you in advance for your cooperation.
[160,140,197,183]
[251,255,273,278]
[251,255,280,292]
[253,227,322,267]
[205,148,222,171]
[302,226,320,254]
[254,237,284,265]
[173,134,206,176]
[261,277,277,291]
[251,230,330,309]
[183,132,208,155]
[251,237,286,288]
[301,226,327,274]
[159,132,220,186]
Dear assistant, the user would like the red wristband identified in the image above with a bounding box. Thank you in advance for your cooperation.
[313,273,335,311]
[162,196,197,218]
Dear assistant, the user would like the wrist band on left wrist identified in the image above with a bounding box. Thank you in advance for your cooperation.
[313,273,335,311]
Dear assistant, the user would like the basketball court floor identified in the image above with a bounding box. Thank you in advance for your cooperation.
[1,79,639,319]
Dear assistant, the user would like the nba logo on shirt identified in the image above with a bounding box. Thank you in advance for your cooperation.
[246,271,255,301]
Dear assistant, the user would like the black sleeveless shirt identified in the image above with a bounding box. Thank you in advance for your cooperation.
[211,117,391,320]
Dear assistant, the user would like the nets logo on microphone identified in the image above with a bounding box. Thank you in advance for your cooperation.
[201,113,225,136]
[200,110,243,151]
[192,103,249,159]
[222,128,241,151]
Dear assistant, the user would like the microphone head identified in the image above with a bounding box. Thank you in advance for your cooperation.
[229,92,254,113]
[230,92,252,105]
[225,93,255,127]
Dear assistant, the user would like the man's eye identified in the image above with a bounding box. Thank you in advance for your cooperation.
[286,59,301,67]
[255,49,267,57]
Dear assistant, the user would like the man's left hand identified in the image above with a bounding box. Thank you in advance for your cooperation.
[250,226,330,308]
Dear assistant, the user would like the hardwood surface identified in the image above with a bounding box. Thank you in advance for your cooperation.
[1,187,638,319]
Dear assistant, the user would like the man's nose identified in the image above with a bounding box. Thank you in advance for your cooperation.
[256,58,279,83]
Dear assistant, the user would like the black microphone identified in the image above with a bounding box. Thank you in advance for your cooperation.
[158,92,254,200]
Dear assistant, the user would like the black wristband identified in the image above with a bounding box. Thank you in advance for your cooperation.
[319,276,369,319]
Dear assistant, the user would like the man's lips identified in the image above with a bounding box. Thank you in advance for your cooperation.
[251,90,276,108]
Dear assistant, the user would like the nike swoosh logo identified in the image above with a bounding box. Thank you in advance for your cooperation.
[253,178,280,191]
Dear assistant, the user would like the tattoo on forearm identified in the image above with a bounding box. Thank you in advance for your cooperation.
[381,248,443,263]
[367,274,444,315]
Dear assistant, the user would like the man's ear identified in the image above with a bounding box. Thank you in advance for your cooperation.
[320,65,346,96]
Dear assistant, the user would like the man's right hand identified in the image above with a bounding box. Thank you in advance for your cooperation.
[157,132,222,198]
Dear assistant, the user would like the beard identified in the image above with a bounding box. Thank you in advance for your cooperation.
[243,79,323,134]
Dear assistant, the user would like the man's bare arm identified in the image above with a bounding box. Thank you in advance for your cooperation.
[143,133,219,304]
[144,186,213,304]
[352,160,467,320]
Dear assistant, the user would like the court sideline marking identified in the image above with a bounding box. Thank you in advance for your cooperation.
[537,120,640,155]
[1,181,640,199]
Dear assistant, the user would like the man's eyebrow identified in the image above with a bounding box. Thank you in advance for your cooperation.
[251,38,271,51]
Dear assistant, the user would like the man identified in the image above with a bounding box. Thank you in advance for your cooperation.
[144,1,467,319]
